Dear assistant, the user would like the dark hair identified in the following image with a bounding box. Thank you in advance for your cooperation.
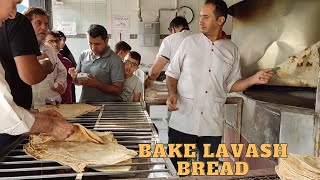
[128,51,141,65]
[47,30,60,39]
[169,16,189,30]
[205,0,228,22]
[87,24,108,40]
[114,41,132,54]
[58,31,66,39]
[57,31,77,67]
[23,6,49,21]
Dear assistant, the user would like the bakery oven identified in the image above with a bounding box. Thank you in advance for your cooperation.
[223,0,320,171]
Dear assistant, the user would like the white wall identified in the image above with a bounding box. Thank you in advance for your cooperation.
[52,0,237,66]
[51,0,238,102]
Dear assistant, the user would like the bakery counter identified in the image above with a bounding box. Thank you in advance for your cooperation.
[0,102,177,179]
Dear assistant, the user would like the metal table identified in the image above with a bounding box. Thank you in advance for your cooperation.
[0,102,177,179]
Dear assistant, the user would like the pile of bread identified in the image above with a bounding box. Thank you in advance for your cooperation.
[275,153,320,180]
[24,124,137,172]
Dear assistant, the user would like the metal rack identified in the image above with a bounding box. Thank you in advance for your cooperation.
[0,102,177,179]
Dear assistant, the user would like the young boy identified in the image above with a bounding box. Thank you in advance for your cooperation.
[120,51,143,102]
[114,41,131,60]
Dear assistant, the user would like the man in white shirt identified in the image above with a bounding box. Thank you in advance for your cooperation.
[165,0,275,172]
[23,7,67,106]
[0,0,74,151]
[145,16,192,88]
[0,64,74,145]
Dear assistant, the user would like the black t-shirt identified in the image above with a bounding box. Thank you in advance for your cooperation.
[0,13,41,109]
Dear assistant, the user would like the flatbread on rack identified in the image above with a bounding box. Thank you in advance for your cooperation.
[24,124,137,173]
[35,103,102,118]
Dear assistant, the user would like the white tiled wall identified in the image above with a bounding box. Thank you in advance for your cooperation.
[52,0,237,66]
[52,0,238,102]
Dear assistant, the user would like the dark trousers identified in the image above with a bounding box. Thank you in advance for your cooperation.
[0,134,20,152]
[168,127,222,172]
[71,84,76,102]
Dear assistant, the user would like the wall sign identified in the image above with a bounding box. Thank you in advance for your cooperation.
[56,21,77,35]
[112,16,130,32]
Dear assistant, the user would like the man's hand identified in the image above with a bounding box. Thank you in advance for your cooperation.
[38,51,54,74]
[250,68,275,85]
[166,94,179,111]
[42,109,63,119]
[144,78,154,89]
[230,68,275,92]
[38,51,49,60]
[80,74,100,87]
[68,67,77,78]
[43,110,75,141]
[30,110,75,141]
[39,58,54,74]
[50,83,64,94]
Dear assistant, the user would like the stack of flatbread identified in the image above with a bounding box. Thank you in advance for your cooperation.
[273,41,320,87]
[35,103,102,118]
[24,124,137,172]
[145,89,158,103]
[275,153,320,180]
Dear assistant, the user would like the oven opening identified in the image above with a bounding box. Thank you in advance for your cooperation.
[244,85,316,109]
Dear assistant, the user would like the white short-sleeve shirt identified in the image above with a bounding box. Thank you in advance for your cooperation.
[165,33,242,136]
[157,30,193,61]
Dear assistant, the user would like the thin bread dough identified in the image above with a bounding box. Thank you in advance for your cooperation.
[35,103,102,118]
[24,124,137,172]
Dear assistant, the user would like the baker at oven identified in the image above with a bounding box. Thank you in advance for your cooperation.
[165,0,275,172]
[69,24,124,102]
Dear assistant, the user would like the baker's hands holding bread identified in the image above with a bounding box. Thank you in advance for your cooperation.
[29,110,75,141]
[44,110,75,141]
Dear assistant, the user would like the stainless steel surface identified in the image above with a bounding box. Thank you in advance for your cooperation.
[229,0,320,87]
[0,102,178,179]
[279,111,316,156]
[225,97,244,162]
[228,92,319,157]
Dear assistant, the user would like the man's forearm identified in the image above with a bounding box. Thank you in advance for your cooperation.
[15,55,48,85]
[148,70,161,81]
[230,77,255,92]
[95,82,122,96]
[148,57,168,81]
[166,76,178,96]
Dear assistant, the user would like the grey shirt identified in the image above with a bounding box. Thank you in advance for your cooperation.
[120,75,143,102]
[77,47,124,102]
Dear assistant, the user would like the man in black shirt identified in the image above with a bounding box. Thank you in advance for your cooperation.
[0,11,55,150]
[0,12,52,109]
